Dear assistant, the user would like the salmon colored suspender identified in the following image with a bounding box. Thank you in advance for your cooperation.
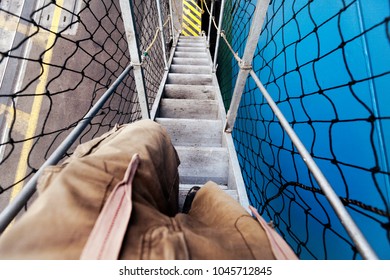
[80,154,140,260]
[80,153,297,260]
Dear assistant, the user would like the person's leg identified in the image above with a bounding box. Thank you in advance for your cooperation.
[174,181,276,259]
[0,120,180,259]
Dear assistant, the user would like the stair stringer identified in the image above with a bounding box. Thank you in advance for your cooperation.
[208,64,251,213]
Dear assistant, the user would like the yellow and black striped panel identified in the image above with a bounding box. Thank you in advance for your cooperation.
[182,0,202,36]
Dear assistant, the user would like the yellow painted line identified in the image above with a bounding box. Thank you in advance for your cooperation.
[183,8,201,25]
[182,23,198,36]
[9,0,65,204]
[0,104,31,135]
[0,14,47,48]
[183,15,201,33]
[183,1,201,17]
[182,30,191,36]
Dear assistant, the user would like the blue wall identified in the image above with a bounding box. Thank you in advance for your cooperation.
[228,0,390,259]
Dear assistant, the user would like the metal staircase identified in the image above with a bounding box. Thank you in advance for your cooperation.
[154,35,249,210]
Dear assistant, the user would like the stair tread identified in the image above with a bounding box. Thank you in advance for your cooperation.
[179,37,205,41]
[172,57,210,65]
[168,73,212,77]
[178,186,238,210]
[174,52,208,58]
[174,51,208,55]
[159,99,219,119]
[176,47,207,52]
[156,118,222,147]
[164,84,216,100]
[177,41,206,45]
[170,64,211,74]
[175,146,229,185]
[167,73,213,85]
[179,184,228,190]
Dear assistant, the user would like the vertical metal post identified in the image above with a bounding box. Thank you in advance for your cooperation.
[213,0,226,72]
[169,0,175,43]
[119,0,150,119]
[207,0,215,46]
[224,0,269,132]
[156,0,169,70]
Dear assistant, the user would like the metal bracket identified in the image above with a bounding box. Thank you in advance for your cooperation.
[239,62,252,70]
[131,62,143,67]
[119,0,150,120]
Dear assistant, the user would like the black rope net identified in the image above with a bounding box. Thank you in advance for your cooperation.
[217,0,390,259]
[133,0,171,109]
[0,0,171,215]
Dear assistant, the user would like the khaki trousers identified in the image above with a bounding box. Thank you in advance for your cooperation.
[0,120,276,260]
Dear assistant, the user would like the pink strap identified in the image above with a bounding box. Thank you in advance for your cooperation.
[249,206,299,260]
[80,154,140,260]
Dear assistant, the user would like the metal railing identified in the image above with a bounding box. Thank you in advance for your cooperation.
[0,0,176,232]
[203,0,390,259]
[1,0,389,260]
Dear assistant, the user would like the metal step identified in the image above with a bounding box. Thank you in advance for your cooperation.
[177,41,206,47]
[167,73,213,85]
[179,184,228,191]
[177,41,206,45]
[174,51,208,58]
[176,146,229,185]
[154,36,249,211]
[169,65,211,74]
[156,118,222,147]
[176,42,207,48]
[159,99,219,119]
[178,36,205,41]
[164,84,215,100]
[175,46,207,53]
[178,184,238,211]
[172,57,210,66]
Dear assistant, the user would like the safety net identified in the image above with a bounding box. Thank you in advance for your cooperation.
[0,0,171,214]
[216,0,390,259]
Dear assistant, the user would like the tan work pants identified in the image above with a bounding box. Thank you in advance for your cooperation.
[0,120,276,260]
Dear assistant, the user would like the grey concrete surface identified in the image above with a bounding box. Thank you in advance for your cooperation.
[0,0,136,215]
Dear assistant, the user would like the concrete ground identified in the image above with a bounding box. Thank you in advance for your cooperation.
[0,0,185,220]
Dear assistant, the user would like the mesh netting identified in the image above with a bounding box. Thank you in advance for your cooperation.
[132,0,171,109]
[217,0,390,259]
[216,0,256,109]
[0,0,171,214]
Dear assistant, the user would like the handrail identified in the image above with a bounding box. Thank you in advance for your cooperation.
[0,0,174,233]
[0,64,134,234]
[214,0,379,260]
[249,70,378,260]
[212,0,226,72]
[207,0,215,45]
